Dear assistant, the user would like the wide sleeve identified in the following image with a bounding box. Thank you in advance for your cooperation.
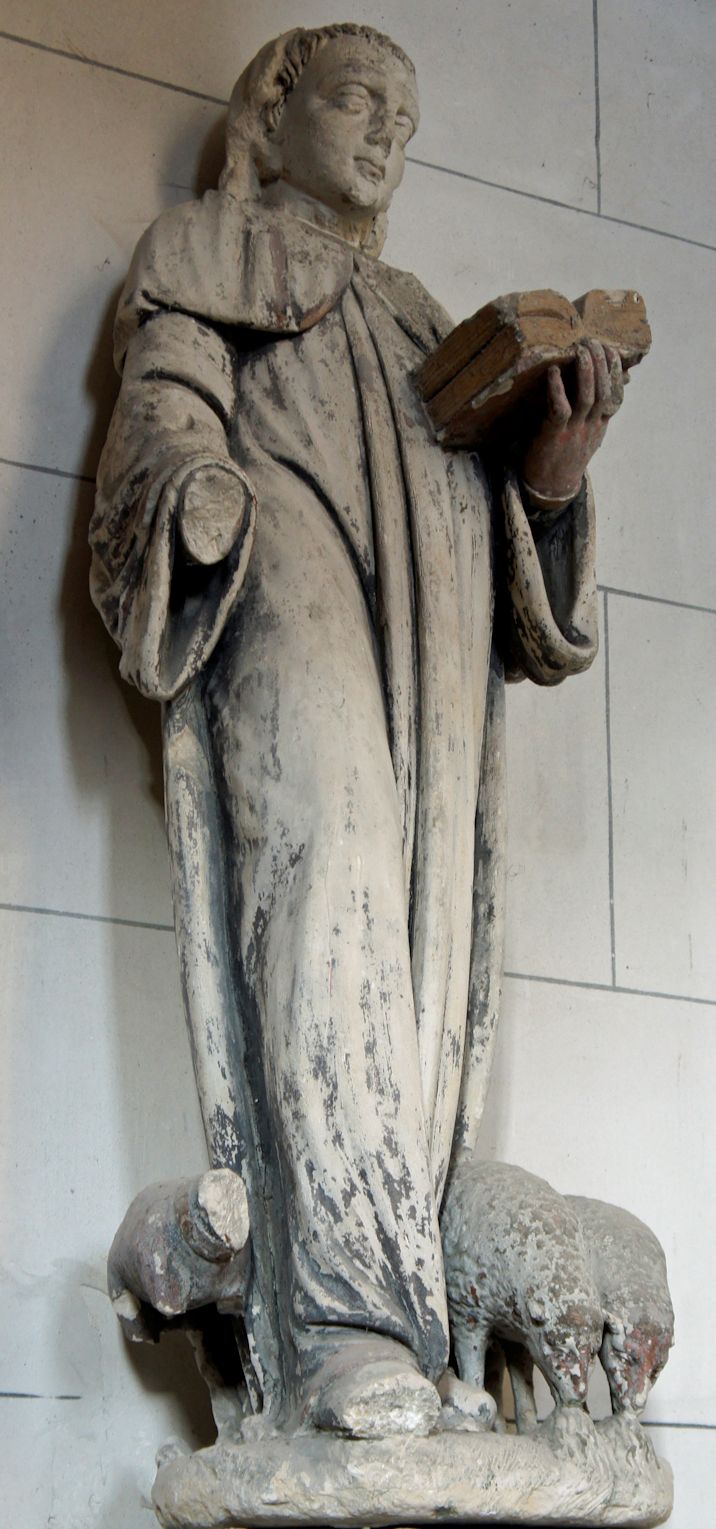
[499,469,598,686]
[89,309,256,701]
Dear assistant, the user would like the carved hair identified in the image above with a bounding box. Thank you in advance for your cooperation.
[219,24,416,253]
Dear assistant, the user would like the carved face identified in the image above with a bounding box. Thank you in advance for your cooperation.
[601,1322,672,1415]
[525,1298,604,1406]
[272,37,419,217]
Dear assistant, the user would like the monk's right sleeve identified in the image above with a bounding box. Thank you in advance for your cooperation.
[89,310,256,701]
[499,470,598,686]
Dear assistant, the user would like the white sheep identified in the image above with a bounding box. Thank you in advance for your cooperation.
[442,1159,603,1426]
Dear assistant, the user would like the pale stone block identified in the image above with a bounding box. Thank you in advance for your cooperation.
[599,0,716,246]
[608,593,716,1001]
[0,463,172,921]
[0,38,223,477]
[0,908,206,1396]
[387,160,716,610]
[0,1308,214,1529]
[0,0,240,101]
[2,0,599,207]
[504,626,611,986]
[641,1425,716,1529]
[479,978,716,1425]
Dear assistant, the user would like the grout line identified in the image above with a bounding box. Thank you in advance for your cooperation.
[592,0,602,214]
[0,28,714,256]
[0,454,95,486]
[407,156,600,219]
[406,156,716,254]
[504,968,716,1009]
[497,1412,712,1432]
[2,469,711,628]
[4,916,713,1006]
[603,592,617,985]
[642,1420,716,1432]
[0,901,173,934]
[599,583,716,619]
[3,919,713,1006]
[0,29,227,105]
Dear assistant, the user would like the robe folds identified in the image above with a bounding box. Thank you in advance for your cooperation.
[90,190,598,1415]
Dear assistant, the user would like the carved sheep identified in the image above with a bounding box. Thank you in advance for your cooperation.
[441,1159,604,1419]
[566,1195,674,1417]
[108,1169,250,1341]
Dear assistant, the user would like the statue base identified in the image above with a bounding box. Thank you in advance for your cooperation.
[152,1413,672,1528]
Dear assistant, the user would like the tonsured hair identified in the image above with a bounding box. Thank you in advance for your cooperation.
[219,22,416,200]
[259,24,414,135]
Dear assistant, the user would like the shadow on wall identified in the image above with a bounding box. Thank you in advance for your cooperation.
[47,1273,217,1528]
[59,107,228,820]
[52,112,230,1456]
[59,279,165,817]
[193,109,227,198]
[123,1328,217,1445]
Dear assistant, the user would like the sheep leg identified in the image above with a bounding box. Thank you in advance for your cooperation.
[452,1318,489,1390]
[503,1340,538,1433]
[484,1341,509,1432]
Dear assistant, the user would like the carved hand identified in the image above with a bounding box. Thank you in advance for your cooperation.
[178,462,255,566]
[521,341,625,508]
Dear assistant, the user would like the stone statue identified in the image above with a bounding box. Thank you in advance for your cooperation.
[90,21,673,1526]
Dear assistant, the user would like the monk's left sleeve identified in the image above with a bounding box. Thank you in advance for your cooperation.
[90,310,256,700]
[500,470,598,685]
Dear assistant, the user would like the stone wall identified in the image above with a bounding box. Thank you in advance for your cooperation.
[1,2,714,1521]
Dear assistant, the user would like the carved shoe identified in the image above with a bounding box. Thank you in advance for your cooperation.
[306,1357,442,1439]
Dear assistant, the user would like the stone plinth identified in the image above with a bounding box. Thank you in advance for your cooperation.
[153,1413,672,1528]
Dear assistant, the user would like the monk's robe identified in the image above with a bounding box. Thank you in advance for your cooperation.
[90,190,598,1416]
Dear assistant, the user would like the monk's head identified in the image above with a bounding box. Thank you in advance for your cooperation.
[221,24,419,251]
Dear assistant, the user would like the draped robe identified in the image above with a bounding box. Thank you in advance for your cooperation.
[90,190,598,1416]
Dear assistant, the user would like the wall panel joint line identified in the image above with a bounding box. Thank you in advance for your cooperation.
[592,0,602,214]
[603,591,617,984]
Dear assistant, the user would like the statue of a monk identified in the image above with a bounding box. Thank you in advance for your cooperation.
[90,23,625,1437]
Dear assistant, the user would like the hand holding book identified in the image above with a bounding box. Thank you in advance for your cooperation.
[520,339,625,511]
[414,289,650,507]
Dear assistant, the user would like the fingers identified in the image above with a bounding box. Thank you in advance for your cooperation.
[572,345,596,419]
[603,343,625,414]
[546,364,572,425]
[590,340,611,410]
[573,341,625,421]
